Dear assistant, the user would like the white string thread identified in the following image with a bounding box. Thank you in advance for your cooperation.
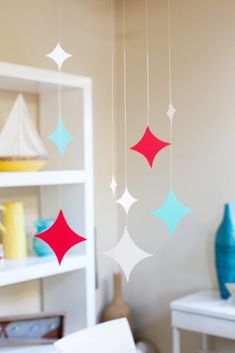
[123,0,128,187]
[111,0,115,179]
[57,0,62,208]
[145,0,150,126]
[167,0,173,187]
[167,0,172,106]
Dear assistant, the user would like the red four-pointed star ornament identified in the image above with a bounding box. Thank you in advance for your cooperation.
[35,210,86,265]
[130,126,170,167]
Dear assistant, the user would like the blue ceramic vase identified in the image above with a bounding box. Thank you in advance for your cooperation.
[33,219,54,257]
[215,203,235,299]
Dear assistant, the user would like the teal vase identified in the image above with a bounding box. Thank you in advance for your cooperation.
[33,219,54,257]
[215,203,235,299]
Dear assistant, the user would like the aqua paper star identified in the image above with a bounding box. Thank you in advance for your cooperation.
[48,120,74,156]
[153,187,191,235]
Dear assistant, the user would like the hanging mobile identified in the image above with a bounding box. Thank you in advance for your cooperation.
[130,0,170,167]
[35,1,86,265]
[105,0,152,281]
[152,0,191,235]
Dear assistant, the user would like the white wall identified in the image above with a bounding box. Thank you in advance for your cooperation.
[116,0,235,352]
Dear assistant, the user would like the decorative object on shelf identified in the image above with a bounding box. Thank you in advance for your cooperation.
[0,202,27,259]
[105,227,152,281]
[0,94,48,172]
[102,272,132,326]
[0,244,4,269]
[152,0,192,234]
[35,210,86,265]
[33,219,55,257]
[152,187,191,235]
[0,312,64,346]
[215,203,235,299]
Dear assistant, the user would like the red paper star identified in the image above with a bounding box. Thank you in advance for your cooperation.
[130,126,170,167]
[35,210,86,265]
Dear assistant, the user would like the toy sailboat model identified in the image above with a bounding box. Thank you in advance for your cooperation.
[0,94,48,171]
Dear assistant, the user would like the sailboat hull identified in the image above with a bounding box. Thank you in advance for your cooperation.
[0,159,48,172]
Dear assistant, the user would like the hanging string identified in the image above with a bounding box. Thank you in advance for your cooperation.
[111,0,115,184]
[57,0,62,208]
[167,0,173,186]
[145,0,150,126]
[123,0,128,187]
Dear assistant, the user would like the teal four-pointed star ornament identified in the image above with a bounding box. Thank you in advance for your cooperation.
[48,120,74,156]
[152,187,191,235]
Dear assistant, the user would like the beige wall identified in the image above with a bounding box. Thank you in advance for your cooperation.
[0,0,118,319]
[116,0,235,352]
[1,0,235,352]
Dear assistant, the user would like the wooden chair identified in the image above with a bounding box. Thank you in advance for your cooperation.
[54,318,136,353]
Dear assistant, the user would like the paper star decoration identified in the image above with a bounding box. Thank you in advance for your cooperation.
[46,43,72,70]
[116,187,138,214]
[130,126,170,167]
[167,102,176,122]
[152,187,191,235]
[35,210,86,265]
[110,175,118,196]
[105,227,152,281]
[48,120,74,156]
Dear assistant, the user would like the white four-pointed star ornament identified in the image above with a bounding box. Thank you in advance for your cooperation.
[167,102,176,122]
[110,175,118,196]
[46,43,72,70]
[116,187,138,214]
[105,226,152,281]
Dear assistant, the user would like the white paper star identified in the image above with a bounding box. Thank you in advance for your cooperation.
[110,175,118,196]
[105,227,152,281]
[167,102,176,122]
[116,187,138,214]
[46,43,72,70]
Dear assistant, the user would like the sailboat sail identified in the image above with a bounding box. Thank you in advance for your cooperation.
[0,94,48,158]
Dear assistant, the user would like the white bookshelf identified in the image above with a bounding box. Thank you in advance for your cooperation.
[0,62,96,351]
[0,170,85,187]
[0,255,87,287]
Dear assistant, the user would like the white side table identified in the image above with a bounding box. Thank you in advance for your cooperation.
[170,290,235,353]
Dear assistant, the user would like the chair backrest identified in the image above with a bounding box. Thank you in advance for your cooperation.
[54,318,136,353]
